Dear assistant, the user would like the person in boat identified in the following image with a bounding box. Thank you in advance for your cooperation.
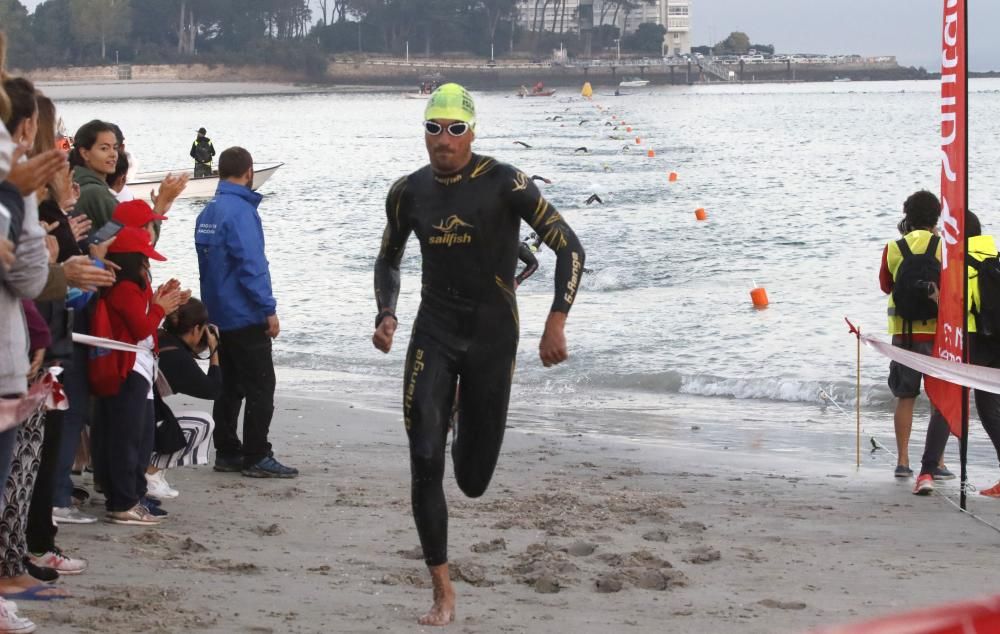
[190,128,215,178]
[532,81,545,94]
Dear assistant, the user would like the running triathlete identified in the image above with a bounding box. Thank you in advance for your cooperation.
[372,83,585,626]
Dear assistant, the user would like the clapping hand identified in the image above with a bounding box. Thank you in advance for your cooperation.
[150,173,190,215]
[68,215,92,244]
[7,147,68,196]
[0,239,14,271]
[153,278,184,314]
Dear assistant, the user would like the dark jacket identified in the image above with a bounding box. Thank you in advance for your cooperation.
[154,330,223,431]
[73,166,118,230]
[190,136,216,165]
[156,331,222,401]
[195,181,276,331]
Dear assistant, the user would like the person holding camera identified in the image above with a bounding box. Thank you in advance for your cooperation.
[878,190,952,481]
[145,298,221,500]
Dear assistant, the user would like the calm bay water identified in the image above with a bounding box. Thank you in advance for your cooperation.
[53,79,1000,471]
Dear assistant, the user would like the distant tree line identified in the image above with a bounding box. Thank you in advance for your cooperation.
[0,0,679,74]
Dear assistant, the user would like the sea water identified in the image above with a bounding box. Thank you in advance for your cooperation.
[55,79,1000,476]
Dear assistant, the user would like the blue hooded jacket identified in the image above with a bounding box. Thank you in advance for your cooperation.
[195,181,276,331]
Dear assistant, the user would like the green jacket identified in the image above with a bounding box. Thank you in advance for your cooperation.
[73,165,118,230]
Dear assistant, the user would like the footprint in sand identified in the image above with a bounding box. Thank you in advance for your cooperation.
[685,546,721,564]
[641,529,670,543]
[563,541,597,557]
[759,599,807,610]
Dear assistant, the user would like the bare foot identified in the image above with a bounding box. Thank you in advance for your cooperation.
[418,563,456,626]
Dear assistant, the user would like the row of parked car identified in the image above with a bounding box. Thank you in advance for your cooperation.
[712,53,891,65]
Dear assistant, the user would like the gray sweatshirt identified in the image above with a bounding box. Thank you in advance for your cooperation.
[0,128,50,396]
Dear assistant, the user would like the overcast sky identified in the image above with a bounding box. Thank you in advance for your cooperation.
[14,0,1000,71]
[692,0,1000,71]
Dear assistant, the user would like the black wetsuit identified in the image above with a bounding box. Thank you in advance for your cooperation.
[516,242,538,285]
[374,154,584,567]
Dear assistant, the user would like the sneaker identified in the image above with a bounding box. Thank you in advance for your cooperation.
[932,466,956,481]
[106,504,162,526]
[213,455,243,473]
[23,558,58,584]
[913,473,935,495]
[139,499,168,518]
[894,464,913,478]
[52,506,98,525]
[29,548,87,576]
[145,471,179,500]
[242,456,299,479]
[71,486,90,505]
[980,481,1000,498]
[0,599,35,634]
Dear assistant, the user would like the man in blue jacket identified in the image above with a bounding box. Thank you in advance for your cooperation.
[195,147,297,478]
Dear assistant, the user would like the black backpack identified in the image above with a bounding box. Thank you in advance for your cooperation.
[193,138,213,164]
[969,252,1000,337]
[893,235,941,323]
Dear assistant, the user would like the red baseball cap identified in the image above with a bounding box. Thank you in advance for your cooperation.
[112,200,166,229]
[107,226,167,261]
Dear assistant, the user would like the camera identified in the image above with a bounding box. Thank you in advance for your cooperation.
[198,323,220,351]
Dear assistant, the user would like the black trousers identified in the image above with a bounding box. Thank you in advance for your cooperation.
[405,304,518,567]
[101,372,154,512]
[26,410,62,554]
[214,324,275,467]
[920,335,1000,475]
[194,162,212,178]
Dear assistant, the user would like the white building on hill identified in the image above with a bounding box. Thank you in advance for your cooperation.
[515,0,691,56]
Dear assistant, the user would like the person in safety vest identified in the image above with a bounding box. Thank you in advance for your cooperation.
[190,127,215,178]
[878,190,952,481]
[913,212,1000,496]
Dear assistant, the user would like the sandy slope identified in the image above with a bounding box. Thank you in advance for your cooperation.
[24,394,1000,633]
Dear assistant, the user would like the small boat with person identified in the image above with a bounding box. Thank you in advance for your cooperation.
[128,162,283,200]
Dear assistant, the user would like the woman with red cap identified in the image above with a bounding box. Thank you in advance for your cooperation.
[98,227,184,526]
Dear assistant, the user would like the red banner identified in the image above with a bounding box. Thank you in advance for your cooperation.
[925,0,968,436]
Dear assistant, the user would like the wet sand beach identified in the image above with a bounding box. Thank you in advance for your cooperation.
[25,391,1000,634]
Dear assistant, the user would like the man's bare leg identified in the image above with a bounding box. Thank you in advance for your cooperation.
[894,397,915,467]
[419,563,456,626]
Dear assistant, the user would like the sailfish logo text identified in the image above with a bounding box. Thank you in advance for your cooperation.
[430,215,473,246]
[939,0,961,269]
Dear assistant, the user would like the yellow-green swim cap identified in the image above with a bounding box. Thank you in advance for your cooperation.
[424,83,476,129]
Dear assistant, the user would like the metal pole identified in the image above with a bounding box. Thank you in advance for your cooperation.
[857,326,861,468]
[960,0,970,511]
[406,40,409,62]
[491,42,494,61]
[617,39,620,62]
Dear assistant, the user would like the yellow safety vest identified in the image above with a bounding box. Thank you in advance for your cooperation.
[968,234,998,334]
[886,230,941,335]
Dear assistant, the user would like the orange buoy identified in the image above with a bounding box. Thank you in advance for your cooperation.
[635,137,641,144]
[647,149,655,157]
[612,115,617,120]
[750,287,769,308]
[626,126,632,132]
[668,172,678,182]
[695,208,707,221]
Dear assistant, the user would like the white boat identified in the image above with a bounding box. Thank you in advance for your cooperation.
[619,78,650,87]
[404,93,432,99]
[128,162,283,200]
